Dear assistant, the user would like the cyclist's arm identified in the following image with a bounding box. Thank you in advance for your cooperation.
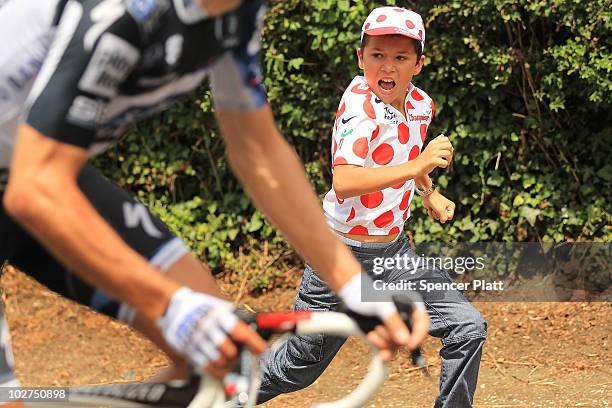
[4,126,179,320]
[215,106,359,291]
[209,4,425,350]
[3,2,197,321]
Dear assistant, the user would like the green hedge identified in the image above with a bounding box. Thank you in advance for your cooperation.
[96,0,611,275]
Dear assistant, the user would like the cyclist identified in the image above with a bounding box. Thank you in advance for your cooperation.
[0,0,429,404]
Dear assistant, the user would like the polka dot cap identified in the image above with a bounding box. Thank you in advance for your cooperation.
[361,7,425,54]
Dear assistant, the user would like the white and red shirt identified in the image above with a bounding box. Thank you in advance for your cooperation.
[323,76,434,236]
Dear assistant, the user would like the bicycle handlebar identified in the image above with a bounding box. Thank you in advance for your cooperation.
[65,296,424,408]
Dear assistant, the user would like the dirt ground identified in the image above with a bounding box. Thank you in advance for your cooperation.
[2,266,610,407]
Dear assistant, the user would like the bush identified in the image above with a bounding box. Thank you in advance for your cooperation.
[95,0,611,282]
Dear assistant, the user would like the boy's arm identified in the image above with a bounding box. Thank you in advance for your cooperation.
[414,174,433,191]
[415,174,455,223]
[334,135,453,199]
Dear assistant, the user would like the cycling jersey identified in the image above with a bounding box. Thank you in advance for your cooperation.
[0,0,268,384]
[322,76,434,236]
[0,0,60,174]
[0,0,267,178]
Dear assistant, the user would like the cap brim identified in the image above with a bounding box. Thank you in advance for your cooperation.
[364,27,421,43]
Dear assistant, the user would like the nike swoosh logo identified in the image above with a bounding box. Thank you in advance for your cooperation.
[340,128,354,138]
[341,115,358,124]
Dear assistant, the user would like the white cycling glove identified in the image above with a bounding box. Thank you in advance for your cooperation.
[157,287,238,371]
[338,273,425,322]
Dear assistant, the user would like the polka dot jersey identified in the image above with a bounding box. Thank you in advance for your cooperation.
[323,76,434,236]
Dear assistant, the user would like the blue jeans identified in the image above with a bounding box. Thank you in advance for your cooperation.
[257,235,487,408]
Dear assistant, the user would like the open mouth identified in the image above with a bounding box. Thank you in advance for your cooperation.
[378,79,396,91]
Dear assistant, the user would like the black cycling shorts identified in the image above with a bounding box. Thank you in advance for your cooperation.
[0,163,189,320]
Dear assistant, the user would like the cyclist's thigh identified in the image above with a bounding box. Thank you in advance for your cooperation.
[76,163,188,270]
[1,164,189,317]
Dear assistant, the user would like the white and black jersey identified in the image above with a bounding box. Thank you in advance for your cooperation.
[0,0,267,384]
[0,0,267,174]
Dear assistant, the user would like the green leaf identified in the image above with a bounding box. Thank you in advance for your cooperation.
[247,213,264,233]
[486,174,503,187]
[520,206,541,226]
[522,175,536,189]
[596,164,612,182]
[513,195,524,206]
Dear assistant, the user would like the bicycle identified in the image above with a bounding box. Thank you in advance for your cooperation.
[36,297,424,408]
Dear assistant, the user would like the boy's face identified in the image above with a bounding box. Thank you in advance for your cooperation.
[357,35,425,112]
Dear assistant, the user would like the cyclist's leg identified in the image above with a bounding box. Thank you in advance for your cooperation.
[257,264,346,404]
[73,163,228,379]
[1,164,224,380]
[384,237,487,408]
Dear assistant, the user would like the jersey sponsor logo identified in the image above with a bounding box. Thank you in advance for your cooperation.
[127,0,169,37]
[126,0,159,22]
[0,47,46,112]
[340,128,354,138]
[341,115,357,124]
[79,33,140,98]
[122,202,163,238]
[84,0,126,51]
[408,113,430,122]
[67,96,106,127]
[2,57,44,94]
[384,106,399,124]
[165,34,183,66]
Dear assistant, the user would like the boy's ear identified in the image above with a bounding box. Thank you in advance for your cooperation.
[414,55,425,75]
[357,48,364,70]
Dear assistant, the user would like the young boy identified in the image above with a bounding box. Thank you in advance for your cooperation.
[257,7,487,408]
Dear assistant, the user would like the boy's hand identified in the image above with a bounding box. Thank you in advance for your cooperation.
[422,190,455,224]
[415,135,453,176]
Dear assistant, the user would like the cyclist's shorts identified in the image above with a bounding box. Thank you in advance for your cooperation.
[0,163,189,321]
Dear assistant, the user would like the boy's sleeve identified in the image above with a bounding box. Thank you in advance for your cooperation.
[332,115,377,168]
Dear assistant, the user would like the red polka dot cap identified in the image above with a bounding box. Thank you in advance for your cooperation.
[361,6,425,53]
